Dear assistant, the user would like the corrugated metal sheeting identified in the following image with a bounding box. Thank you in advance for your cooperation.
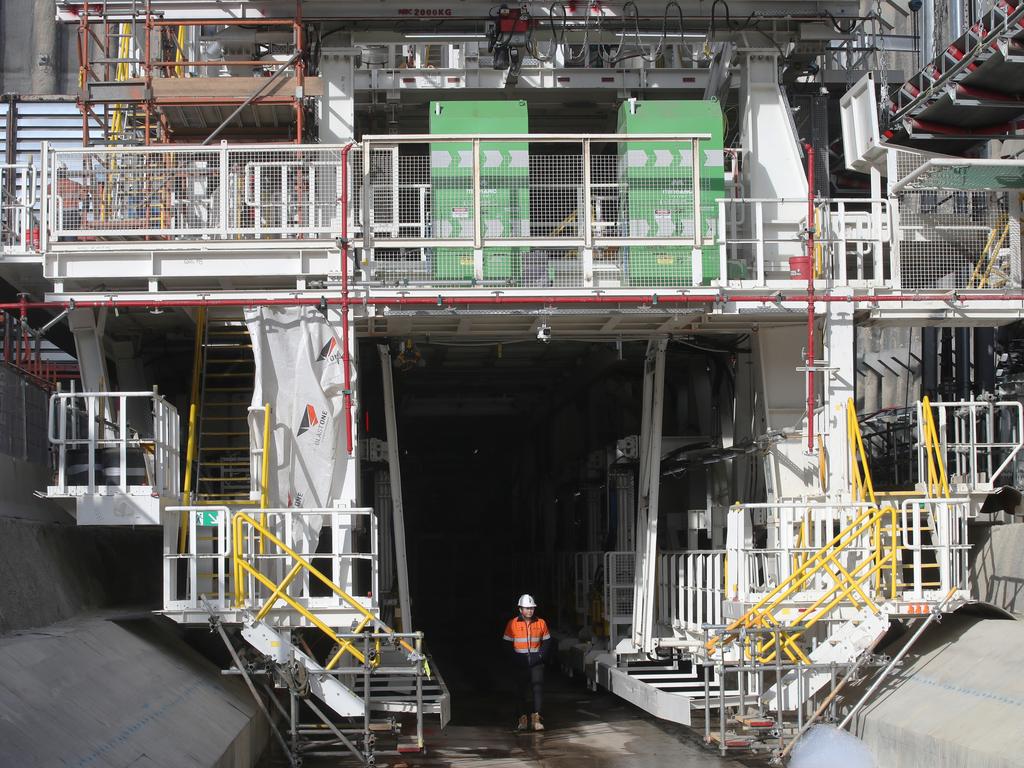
[0,364,49,464]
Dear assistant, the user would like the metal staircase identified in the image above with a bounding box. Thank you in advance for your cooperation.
[163,311,447,764]
[184,307,257,510]
[696,398,977,757]
[165,503,449,764]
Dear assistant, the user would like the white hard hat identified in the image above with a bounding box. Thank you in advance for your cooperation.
[518,594,537,608]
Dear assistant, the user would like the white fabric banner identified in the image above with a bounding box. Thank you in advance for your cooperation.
[245,306,347,510]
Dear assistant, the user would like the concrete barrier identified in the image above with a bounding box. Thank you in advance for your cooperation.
[0,614,268,767]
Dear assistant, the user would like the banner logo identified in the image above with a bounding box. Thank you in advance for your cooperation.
[316,338,339,362]
[297,402,330,446]
[297,404,320,436]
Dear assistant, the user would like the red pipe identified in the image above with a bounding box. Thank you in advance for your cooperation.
[4,292,1024,312]
[340,142,355,455]
[805,143,816,454]
[19,294,29,370]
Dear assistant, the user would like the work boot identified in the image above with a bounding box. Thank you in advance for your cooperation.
[531,713,544,732]
[516,714,529,731]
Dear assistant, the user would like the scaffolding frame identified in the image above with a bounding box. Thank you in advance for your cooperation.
[73,1,307,145]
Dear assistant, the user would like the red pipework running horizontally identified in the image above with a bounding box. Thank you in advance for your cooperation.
[340,142,355,456]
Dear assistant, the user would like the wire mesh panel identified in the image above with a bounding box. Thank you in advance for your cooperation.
[891,149,1022,290]
[604,550,635,648]
[356,134,712,290]
[574,551,604,617]
[49,144,346,240]
[896,189,1020,289]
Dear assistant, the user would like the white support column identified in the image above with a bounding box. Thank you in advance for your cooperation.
[378,345,413,633]
[319,45,356,142]
[739,51,808,274]
[111,340,152,433]
[823,290,856,500]
[68,308,110,393]
[338,314,359,508]
[631,338,667,654]
[757,325,816,500]
[68,308,114,434]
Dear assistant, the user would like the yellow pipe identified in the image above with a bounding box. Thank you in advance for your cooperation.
[921,397,951,498]
[175,25,186,78]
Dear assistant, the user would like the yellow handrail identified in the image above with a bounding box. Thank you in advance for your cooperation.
[847,398,876,505]
[710,399,947,662]
[710,501,899,659]
[258,403,271,555]
[969,215,1010,289]
[232,511,417,669]
[920,396,951,499]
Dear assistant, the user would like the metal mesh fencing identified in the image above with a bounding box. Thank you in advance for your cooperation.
[347,136,714,290]
[604,550,635,619]
[50,145,346,240]
[896,190,1018,289]
[716,198,892,285]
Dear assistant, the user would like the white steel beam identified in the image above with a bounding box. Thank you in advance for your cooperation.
[57,1,862,23]
[632,338,667,655]
[823,289,855,499]
[378,344,413,633]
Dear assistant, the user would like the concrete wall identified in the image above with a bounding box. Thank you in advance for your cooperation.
[856,327,921,413]
[971,523,1024,617]
[0,516,161,634]
[850,614,1024,768]
[0,0,78,94]
[0,614,268,766]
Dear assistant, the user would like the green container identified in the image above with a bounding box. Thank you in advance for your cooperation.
[430,101,529,281]
[616,100,724,287]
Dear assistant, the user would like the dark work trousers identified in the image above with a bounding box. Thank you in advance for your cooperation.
[515,661,545,716]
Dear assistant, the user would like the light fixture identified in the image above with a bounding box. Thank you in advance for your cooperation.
[633,32,708,39]
[404,33,488,40]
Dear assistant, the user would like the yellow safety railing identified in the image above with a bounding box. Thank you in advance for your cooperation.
[256,404,272,555]
[920,396,951,499]
[969,215,1011,289]
[847,398,877,505]
[232,511,417,670]
[711,501,900,663]
[711,399,900,662]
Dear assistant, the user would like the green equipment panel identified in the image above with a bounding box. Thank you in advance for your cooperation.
[429,101,529,282]
[616,100,725,287]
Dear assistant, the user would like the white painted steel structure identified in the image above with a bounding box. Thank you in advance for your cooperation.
[47,389,180,524]
[16,1,1024,756]
[162,505,378,626]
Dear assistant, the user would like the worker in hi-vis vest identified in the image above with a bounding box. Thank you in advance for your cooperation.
[502,593,552,731]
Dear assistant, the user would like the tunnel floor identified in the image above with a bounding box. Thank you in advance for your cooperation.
[261,635,758,768]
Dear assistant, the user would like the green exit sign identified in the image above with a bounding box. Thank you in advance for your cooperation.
[196,510,222,527]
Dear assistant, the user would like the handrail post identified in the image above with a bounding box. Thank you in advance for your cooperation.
[582,137,594,287]
[219,141,229,239]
